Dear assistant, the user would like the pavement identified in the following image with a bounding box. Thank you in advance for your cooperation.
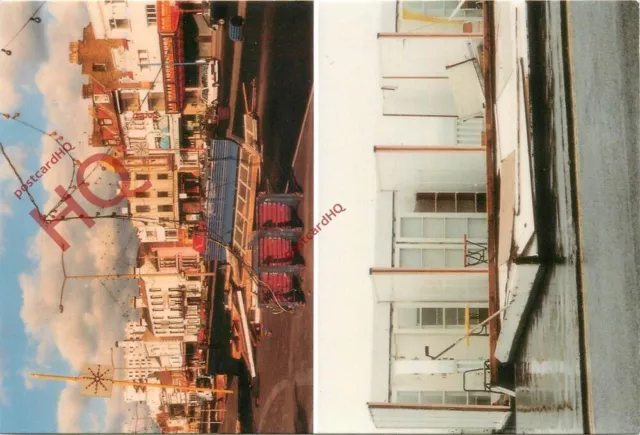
[513,2,640,433]
[567,2,640,432]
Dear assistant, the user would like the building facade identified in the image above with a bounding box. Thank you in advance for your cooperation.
[116,320,184,402]
[367,5,511,432]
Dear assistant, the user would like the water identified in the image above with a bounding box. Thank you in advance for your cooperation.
[513,2,640,433]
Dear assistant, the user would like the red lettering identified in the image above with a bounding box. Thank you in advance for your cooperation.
[30,185,95,251]
[76,154,151,207]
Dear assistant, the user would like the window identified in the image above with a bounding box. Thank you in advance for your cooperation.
[395,390,491,405]
[157,173,169,180]
[135,205,151,213]
[158,191,169,198]
[109,18,129,29]
[397,216,487,241]
[398,245,465,268]
[92,63,107,72]
[98,118,113,126]
[150,295,162,300]
[138,50,149,70]
[149,288,161,293]
[158,205,173,213]
[135,191,150,198]
[159,257,177,269]
[397,307,489,329]
[148,92,165,111]
[165,229,178,240]
[120,92,141,112]
[146,4,157,25]
[136,174,149,180]
[415,192,487,213]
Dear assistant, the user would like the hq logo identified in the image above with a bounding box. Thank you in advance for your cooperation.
[26,149,151,251]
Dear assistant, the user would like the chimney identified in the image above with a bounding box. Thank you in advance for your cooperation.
[68,42,80,65]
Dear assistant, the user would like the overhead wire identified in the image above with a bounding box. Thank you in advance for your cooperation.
[0,1,46,56]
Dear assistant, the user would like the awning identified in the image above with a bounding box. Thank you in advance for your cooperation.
[446,58,485,120]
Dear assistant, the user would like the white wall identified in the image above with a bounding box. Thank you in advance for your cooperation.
[374,191,394,267]
[376,150,486,192]
[371,302,392,402]
[87,1,164,84]
[382,79,458,116]
[375,116,458,146]
[380,38,474,77]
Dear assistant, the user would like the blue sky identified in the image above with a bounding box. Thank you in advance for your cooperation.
[0,3,148,432]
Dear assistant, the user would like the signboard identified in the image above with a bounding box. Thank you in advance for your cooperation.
[79,364,114,398]
[133,112,160,120]
[157,0,178,34]
[161,35,178,113]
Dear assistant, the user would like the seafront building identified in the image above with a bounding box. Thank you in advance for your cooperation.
[68,2,241,431]
[366,2,512,432]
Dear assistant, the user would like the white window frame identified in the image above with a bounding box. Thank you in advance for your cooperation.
[145,4,157,25]
[392,302,488,332]
[395,212,488,244]
[394,243,467,268]
[393,389,493,405]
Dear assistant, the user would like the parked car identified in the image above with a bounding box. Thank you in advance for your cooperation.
[200,59,220,107]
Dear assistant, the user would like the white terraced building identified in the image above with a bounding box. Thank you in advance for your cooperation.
[116,320,184,402]
[366,2,511,432]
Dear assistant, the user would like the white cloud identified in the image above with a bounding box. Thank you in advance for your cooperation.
[0,2,46,113]
[17,2,152,432]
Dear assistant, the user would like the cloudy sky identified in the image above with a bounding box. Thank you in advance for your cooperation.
[0,2,155,432]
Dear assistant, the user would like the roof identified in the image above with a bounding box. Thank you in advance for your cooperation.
[205,139,240,261]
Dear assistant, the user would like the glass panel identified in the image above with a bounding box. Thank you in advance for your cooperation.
[423,249,445,268]
[444,391,468,405]
[469,392,492,405]
[457,193,476,212]
[445,308,464,327]
[400,217,423,238]
[476,193,487,212]
[399,249,422,268]
[445,218,467,239]
[468,219,488,239]
[421,308,442,327]
[437,193,456,212]
[396,391,420,404]
[444,248,464,267]
[415,193,436,212]
[469,308,489,325]
[424,218,445,239]
[397,308,419,328]
[419,391,444,404]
